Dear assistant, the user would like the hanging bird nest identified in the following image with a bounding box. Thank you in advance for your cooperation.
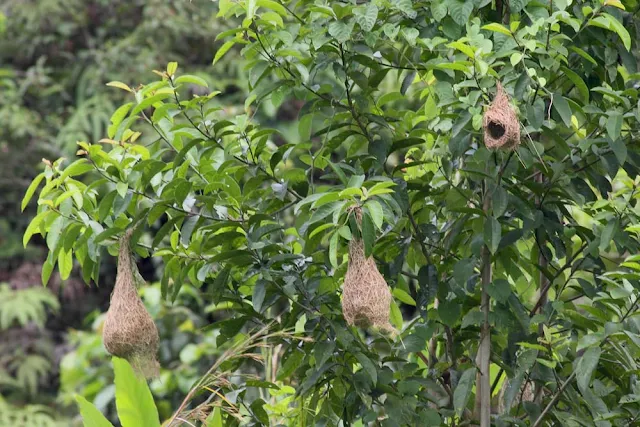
[342,207,393,333]
[102,229,159,378]
[483,82,520,150]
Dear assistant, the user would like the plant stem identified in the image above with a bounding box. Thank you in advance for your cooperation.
[475,180,492,426]
[531,372,576,427]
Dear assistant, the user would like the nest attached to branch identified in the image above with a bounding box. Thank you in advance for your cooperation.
[342,208,393,332]
[483,82,520,150]
[102,230,159,378]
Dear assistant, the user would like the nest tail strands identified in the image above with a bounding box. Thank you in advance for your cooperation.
[102,230,159,378]
[483,82,520,150]
[342,209,393,332]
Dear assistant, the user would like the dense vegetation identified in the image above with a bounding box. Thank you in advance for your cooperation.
[4,0,640,425]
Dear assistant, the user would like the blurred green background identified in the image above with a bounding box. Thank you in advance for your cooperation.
[0,1,300,425]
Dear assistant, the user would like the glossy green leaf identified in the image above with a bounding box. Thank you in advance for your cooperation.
[113,357,161,427]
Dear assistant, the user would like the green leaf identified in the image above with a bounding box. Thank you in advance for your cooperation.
[106,81,132,92]
[482,23,511,36]
[22,172,45,211]
[355,353,378,386]
[329,232,339,268]
[561,66,589,103]
[484,216,501,254]
[391,0,417,18]
[438,299,461,326]
[206,407,223,427]
[609,137,627,165]
[448,0,473,26]
[257,0,288,15]
[213,40,236,65]
[390,299,403,329]
[431,0,447,21]
[113,357,161,427]
[354,3,378,31]
[603,13,631,51]
[60,159,94,180]
[453,368,476,415]
[576,347,601,394]
[75,395,115,427]
[393,288,416,306]
[362,212,375,258]
[487,279,511,303]
[253,280,266,313]
[599,219,617,251]
[492,186,507,217]
[131,93,172,116]
[108,103,133,139]
[174,74,209,88]
[553,94,573,127]
[250,399,269,424]
[365,200,383,230]
[58,249,73,280]
[606,112,623,141]
[328,21,354,44]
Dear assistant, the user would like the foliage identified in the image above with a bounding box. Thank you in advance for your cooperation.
[0,397,68,427]
[22,0,640,426]
[76,357,160,427]
[0,284,60,398]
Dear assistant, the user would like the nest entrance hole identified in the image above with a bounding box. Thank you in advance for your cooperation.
[487,121,505,139]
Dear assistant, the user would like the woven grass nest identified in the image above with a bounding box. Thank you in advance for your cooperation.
[102,230,159,378]
[342,208,393,333]
[483,82,520,150]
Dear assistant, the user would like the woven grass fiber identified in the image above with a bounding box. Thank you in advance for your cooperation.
[102,230,159,378]
[483,82,520,150]
[342,208,393,332]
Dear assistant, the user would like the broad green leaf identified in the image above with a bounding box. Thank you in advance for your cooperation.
[329,232,339,268]
[206,407,223,427]
[106,81,132,92]
[166,62,178,76]
[354,3,378,31]
[365,200,383,230]
[453,368,476,415]
[393,288,416,306]
[482,23,511,36]
[606,112,623,141]
[75,395,115,427]
[448,0,473,26]
[328,21,354,44]
[213,40,236,65]
[390,299,403,329]
[108,103,134,139]
[174,74,208,87]
[487,279,511,303]
[355,353,377,386]
[391,0,417,18]
[484,216,501,254]
[576,347,601,394]
[58,249,73,280]
[362,212,375,257]
[253,280,266,313]
[599,219,617,251]
[553,93,572,127]
[22,172,45,211]
[113,357,161,427]
[561,66,589,103]
[492,186,507,217]
[257,0,287,15]
[603,13,631,51]
[131,93,172,116]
